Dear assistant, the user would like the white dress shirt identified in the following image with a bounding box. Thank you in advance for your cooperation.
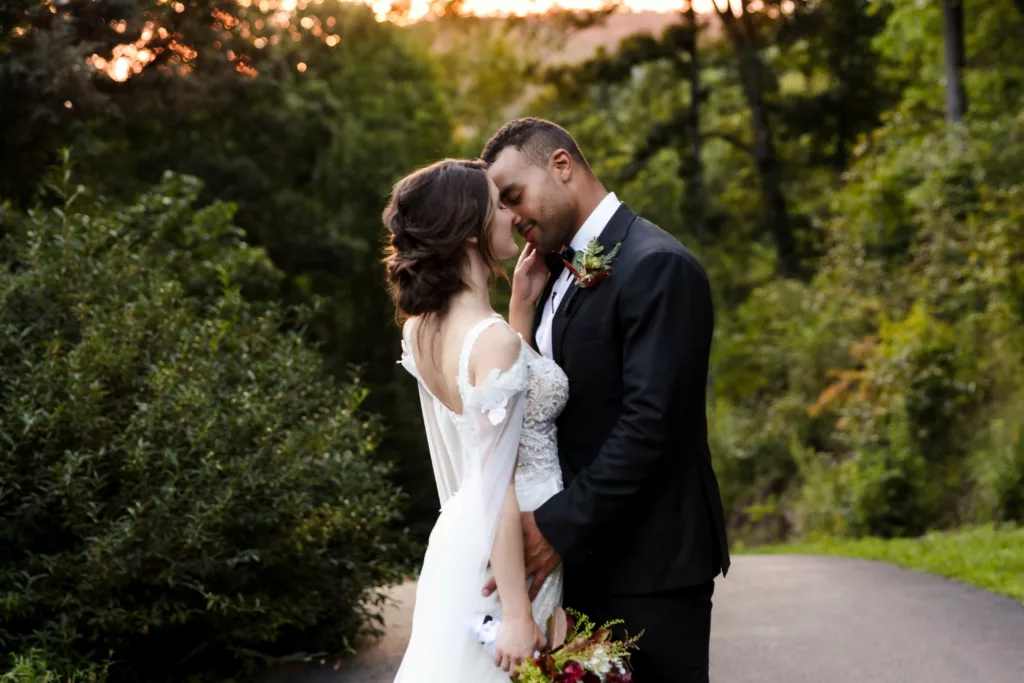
[536,192,621,360]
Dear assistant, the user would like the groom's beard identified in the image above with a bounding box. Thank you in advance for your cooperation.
[518,221,540,245]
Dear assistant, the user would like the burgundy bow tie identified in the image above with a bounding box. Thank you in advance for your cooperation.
[543,245,576,277]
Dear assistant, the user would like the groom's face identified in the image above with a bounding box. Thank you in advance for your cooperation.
[486,148,574,254]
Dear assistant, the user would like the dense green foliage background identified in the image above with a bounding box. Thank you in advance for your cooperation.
[1,0,1022,679]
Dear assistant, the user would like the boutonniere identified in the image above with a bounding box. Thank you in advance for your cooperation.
[564,238,621,289]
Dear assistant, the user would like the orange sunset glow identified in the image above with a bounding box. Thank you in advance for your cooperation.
[366,0,738,22]
[89,0,746,82]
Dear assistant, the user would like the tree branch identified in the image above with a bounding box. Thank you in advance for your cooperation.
[705,130,754,157]
[621,112,690,182]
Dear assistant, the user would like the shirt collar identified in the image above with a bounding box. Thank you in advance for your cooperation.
[569,192,620,253]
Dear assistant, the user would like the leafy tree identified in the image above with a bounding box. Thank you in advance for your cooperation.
[773,0,893,171]
[710,0,798,276]
[0,0,248,205]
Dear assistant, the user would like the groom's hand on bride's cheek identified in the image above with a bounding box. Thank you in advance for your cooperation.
[522,511,560,602]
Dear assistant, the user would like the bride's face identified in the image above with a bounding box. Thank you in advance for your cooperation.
[484,177,519,261]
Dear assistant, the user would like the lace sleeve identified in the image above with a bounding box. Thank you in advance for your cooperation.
[465,352,529,540]
[462,346,530,425]
[459,336,528,520]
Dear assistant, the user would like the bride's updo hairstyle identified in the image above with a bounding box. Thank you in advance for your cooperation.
[383,159,504,319]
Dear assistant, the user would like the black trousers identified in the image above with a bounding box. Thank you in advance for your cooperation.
[565,580,715,682]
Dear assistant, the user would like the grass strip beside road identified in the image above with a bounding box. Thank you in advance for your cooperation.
[744,525,1024,604]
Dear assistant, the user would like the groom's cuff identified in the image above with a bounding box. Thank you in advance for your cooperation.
[533,492,589,563]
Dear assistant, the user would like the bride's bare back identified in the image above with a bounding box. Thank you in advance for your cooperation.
[405,307,520,416]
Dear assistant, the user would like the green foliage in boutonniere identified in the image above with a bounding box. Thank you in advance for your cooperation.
[564,238,621,289]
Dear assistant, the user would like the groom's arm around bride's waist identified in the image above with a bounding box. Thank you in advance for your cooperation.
[533,249,712,564]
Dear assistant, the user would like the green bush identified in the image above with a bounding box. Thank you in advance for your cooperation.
[968,392,1024,523]
[0,161,412,681]
[1,650,109,683]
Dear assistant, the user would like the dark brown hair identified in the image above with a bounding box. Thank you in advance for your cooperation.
[481,117,590,170]
[382,159,503,320]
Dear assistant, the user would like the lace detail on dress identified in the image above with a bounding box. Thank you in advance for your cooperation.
[514,353,568,628]
[514,354,568,489]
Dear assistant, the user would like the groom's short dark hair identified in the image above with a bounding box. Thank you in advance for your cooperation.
[481,118,591,171]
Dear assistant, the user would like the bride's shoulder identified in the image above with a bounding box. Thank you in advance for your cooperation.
[466,321,524,387]
[462,320,529,422]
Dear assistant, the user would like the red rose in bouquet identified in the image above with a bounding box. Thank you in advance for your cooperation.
[555,661,584,683]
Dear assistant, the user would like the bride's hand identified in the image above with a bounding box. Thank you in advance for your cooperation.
[511,243,548,308]
[494,614,546,672]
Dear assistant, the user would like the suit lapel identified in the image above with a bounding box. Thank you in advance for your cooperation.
[552,204,638,366]
[550,280,577,366]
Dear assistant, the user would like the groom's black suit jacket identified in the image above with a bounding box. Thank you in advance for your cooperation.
[533,204,730,596]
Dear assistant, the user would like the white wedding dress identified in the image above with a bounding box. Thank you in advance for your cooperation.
[394,315,568,682]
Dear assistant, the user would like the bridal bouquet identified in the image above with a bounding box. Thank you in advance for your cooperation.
[510,607,642,683]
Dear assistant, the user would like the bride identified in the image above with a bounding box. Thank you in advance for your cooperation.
[382,158,566,681]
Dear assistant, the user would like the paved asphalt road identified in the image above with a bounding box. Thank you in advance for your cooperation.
[258,555,1024,683]
[710,555,1024,683]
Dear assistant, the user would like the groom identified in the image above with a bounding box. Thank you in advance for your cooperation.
[480,118,730,682]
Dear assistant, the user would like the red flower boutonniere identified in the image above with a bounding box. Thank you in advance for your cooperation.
[564,238,621,289]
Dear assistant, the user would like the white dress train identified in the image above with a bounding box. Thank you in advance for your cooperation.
[394,316,569,682]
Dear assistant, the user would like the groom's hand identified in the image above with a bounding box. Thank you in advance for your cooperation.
[482,511,561,601]
[522,511,561,601]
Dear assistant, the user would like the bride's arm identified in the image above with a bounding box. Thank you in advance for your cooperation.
[508,301,534,343]
[509,243,547,345]
[469,325,545,672]
[491,483,545,671]
[489,481,532,619]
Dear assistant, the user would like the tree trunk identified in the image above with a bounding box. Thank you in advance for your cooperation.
[714,0,800,278]
[941,0,967,123]
[681,2,708,241]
